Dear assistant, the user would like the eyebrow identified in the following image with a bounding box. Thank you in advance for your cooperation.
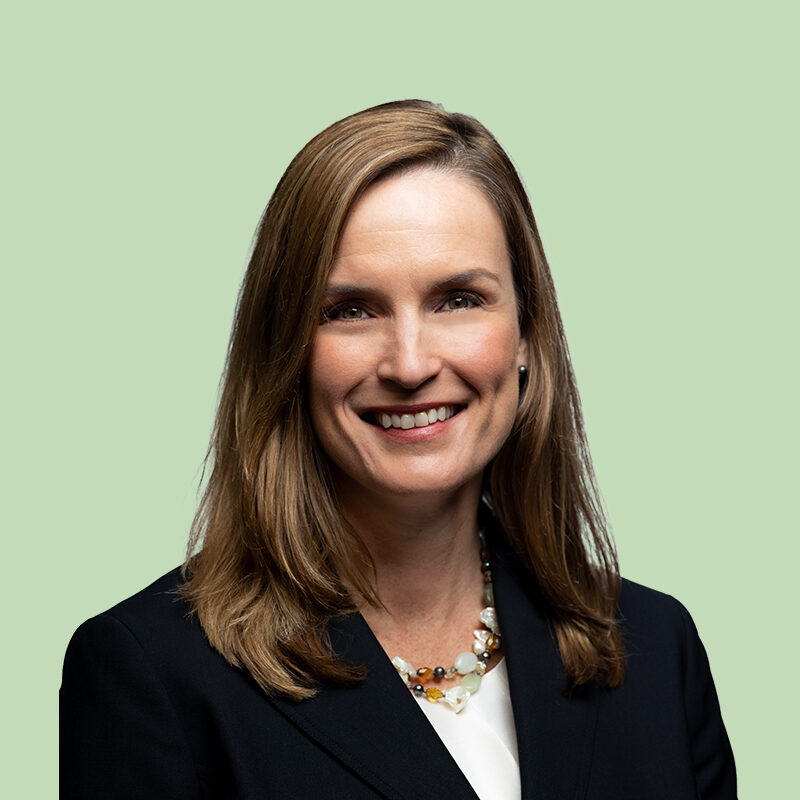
[435,269,502,288]
[323,269,502,296]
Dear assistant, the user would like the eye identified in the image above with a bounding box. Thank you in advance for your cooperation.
[339,306,366,320]
[441,291,482,311]
[321,303,368,323]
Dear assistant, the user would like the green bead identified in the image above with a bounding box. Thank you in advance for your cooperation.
[460,672,482,693]
[483,584,494,606]
[454,651,478,674]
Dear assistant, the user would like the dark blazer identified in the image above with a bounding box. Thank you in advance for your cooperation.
[60,533,737,799]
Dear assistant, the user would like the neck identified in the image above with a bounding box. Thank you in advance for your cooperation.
[336,476,483,619]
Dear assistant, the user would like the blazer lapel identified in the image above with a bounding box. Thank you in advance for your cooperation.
[267,611,479,800]
[490,531,600,800]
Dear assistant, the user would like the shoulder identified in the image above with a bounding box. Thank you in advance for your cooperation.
[617,577,697,653]
[102,566,190,634]
[60,570,252,797]
[64,567,217,681]
[607,581,737,795]
[618,576,690,628]
[616,576,700,642]
[70,567,190,635]
[612,577,715,703]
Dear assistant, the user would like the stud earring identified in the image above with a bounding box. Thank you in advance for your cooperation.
[518,365,528,380]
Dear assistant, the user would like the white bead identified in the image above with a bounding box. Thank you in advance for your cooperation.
[454,651,478,674]
[479,607,499,633]
[472,629,490,654]
[392,656,415,679]
[440,686,470,713]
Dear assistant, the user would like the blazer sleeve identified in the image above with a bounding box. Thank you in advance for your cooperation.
[60,613,203,799]
[678,602,737,799]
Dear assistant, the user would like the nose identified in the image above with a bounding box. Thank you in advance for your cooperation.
[376,314,442,390]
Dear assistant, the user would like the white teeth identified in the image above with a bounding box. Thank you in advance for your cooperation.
[375,406,457,430]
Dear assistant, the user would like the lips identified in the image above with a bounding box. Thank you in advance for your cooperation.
[362,404,463,430]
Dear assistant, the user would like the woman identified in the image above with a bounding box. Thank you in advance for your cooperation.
[61,100,737,799]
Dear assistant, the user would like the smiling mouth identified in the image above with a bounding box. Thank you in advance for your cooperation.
[363,405,463,430]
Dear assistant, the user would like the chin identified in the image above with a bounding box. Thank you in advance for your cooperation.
[339,465,484,504]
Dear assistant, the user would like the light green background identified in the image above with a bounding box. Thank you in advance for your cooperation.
[3,1,796,796]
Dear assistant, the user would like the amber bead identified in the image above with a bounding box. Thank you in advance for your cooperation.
[424,687,444,702]
[486,635,500,652]
[416,667,433,684]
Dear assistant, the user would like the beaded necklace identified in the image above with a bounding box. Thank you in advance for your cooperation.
[391,530,501,713]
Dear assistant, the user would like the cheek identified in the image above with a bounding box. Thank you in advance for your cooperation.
[455,322,521,385]
[306,335,377,445]
[307,336,363,400]
[306,340,341,442]
[306,342,337,404]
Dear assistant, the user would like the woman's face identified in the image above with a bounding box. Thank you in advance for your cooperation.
[307,168,528,503]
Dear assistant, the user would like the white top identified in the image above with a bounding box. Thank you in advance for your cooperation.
[416,658,521,800]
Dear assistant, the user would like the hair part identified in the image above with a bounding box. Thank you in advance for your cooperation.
[182,99,625,699]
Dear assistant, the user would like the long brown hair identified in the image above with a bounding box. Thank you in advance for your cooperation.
[182,99,625,699]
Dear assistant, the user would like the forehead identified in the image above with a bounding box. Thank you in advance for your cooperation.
[329,169,509,281]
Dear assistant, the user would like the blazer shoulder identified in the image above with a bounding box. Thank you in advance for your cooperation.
[618,576,690,623]
[105,566,187,621]
[615,581,737,796]
[66,567,203,660]
[61,569,216,798]
[616,577,701,658]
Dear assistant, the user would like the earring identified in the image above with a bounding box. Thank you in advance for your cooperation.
[518,365,528,380]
